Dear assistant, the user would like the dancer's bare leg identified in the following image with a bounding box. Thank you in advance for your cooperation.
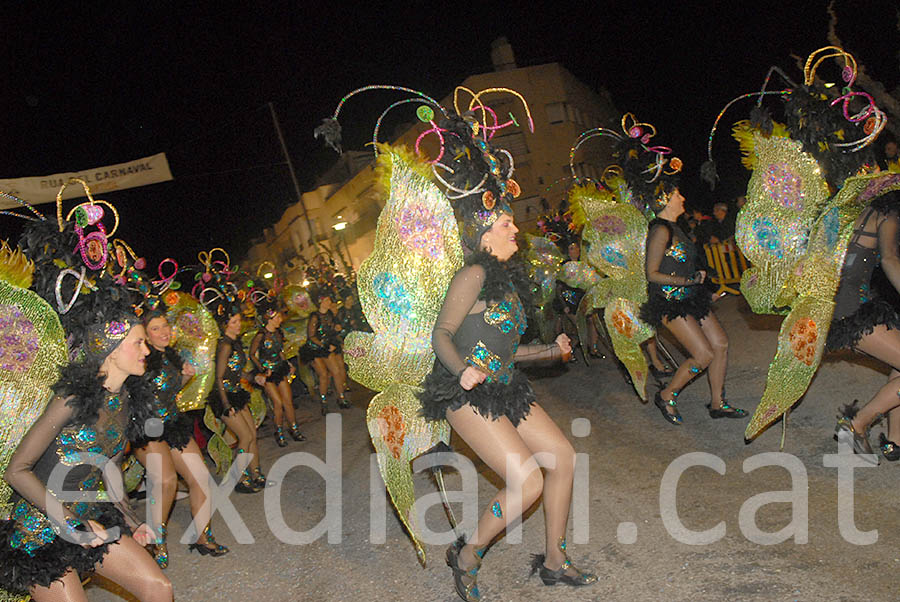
[514,403,576,569]
[445,406,543,571]
[848,326,900,432]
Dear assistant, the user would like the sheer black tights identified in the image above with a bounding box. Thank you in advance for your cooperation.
[659,310,728,412]
[849,326,900,438]
[446,402,576,571]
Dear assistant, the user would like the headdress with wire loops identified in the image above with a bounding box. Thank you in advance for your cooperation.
[703,46,886,190]
[317,84,535,251]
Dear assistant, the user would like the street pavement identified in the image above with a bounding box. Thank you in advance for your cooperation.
[88,295,900,601]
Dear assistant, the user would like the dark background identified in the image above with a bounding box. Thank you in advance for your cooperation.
[2,1,898,269]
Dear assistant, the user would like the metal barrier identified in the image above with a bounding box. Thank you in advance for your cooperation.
[703,242,749,296]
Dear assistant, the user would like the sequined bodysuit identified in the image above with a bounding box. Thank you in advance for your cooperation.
[4,390,131,557]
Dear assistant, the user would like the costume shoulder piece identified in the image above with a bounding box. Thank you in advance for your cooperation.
[164,291,219,412]
[566,183,654,399]
[341,145,460,566]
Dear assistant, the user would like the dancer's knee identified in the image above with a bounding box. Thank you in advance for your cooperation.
[692,348,714,371]
[142,575,174,602]
[508,465,544,507]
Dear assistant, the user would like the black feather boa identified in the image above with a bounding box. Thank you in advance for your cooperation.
[49,362,157,442]
[783,88,876,189]
[145,346,183,373]
[466,251,533,306]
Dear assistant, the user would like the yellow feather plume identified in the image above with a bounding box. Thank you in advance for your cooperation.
[568,185,615,230]
[0,240,34,289]
[732,120,791,171]
[374,143,434,196]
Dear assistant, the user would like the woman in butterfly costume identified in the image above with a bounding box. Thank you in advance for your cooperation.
[132,296,229,565]
[0,193,173,601]
[705,47,900,447]
[250,296,304,447]
[316,85,597,602]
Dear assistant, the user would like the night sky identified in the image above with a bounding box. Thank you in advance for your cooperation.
[2,2,898,271]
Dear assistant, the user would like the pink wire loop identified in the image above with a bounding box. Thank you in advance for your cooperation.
[152,258,179,291]
[414,121,447,164]
[645,146,672,155]
[830,90,875,123]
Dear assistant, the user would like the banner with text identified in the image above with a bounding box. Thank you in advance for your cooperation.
[0,153,174,209]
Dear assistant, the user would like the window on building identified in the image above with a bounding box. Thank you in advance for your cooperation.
[546,102,566,124]
[494,131,529,156]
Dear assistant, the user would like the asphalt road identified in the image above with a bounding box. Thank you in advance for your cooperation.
[88,295,900,601]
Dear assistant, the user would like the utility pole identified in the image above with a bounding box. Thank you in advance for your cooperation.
[268,101,316,254]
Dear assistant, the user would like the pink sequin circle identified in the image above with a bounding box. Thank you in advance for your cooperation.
[591,215,626,235]
[177,313,203,339]
[764,163,804,211]
[0,304,39,372]
[395,204,443,259]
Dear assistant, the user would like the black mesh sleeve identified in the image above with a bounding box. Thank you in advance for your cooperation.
[431,265,485,377]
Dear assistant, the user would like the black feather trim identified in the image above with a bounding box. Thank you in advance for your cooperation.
[314,117,343,154]
[700,160,719,191]
[466,251,533,306]
[0,504,130,594]
[826,297,900,351]
[418,359,536,426]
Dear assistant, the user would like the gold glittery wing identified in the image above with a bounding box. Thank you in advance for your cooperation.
[734,129,830,315]
[740,132,900,438]
[342,145,463,566]
[747,171,900,439]
[565,185,654,399]
[523,234,565,343]
[165,292,219,412]
[0,279,68,521]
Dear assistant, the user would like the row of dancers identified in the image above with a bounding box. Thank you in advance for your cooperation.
[2,45,899,602]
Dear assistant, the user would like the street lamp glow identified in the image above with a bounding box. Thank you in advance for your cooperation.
[333,221,347,231]
[263,272,273,279]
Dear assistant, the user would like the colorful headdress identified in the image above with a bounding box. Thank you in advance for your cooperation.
[18,180,141,362]
[570,113,683,216]
[191,248,241,326]
[315,84,534,251]
[704,46,885,190]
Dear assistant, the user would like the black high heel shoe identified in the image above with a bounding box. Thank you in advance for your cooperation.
[338,395,351,409]
[274,425,288,447]
[202,525,230,555]
[289,422,306,442]
[446,537,482,602]
[320,394,328,416]
[188,541,229,557]
[879,433,900,461]
[706,401,748,419]
[529,538,597,586]
[834,401,879,465]
[649,363,675,380]
[653,390,682,425]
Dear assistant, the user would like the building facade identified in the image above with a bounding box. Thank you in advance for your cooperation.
[245,40,619,280]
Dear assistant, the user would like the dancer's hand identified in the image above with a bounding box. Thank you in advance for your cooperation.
[459,366,486,390]
[254,375,266,387]
[131,523,156,546]
[182,363,196,378]
[78,519,118,548]
[555,333,572,355]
